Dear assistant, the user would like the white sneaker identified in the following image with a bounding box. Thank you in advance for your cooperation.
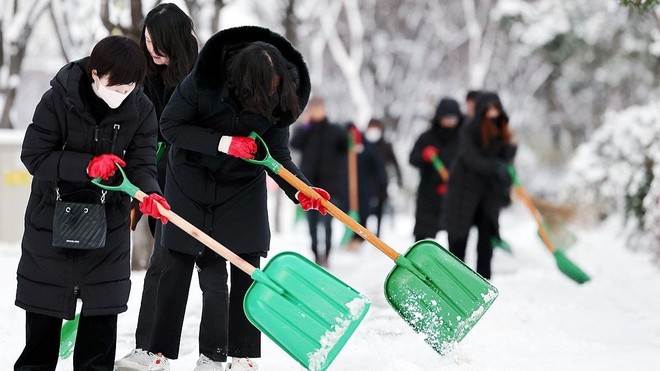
[225,358,258,371]
[114,348,170,371]
[194,354,225,371]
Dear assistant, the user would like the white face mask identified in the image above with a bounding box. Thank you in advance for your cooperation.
[365,128,383,142]
[91,75,135,109]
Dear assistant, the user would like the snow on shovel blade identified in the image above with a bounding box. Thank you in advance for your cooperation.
[384,240,498,355]
[244,252,370,371]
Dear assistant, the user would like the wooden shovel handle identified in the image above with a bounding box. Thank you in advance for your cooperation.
[134,190,256,276]
[348,149,359,210]
[278,168,400,261]
[438,167,450,183]
[513,186,556,253]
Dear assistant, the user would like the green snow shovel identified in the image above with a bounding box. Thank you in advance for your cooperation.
[246,133,498,355]
[430,152,513,255]
[491,236,513,254]
[341,127,361,247]
[294,203,306,225]
[508,165,590,284]
[59,312,80,359]
[93,167,370,371]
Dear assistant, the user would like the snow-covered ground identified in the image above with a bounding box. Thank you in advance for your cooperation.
[1,199,659,370]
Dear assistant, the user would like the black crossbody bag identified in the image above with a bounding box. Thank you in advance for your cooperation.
[52,186,108,249]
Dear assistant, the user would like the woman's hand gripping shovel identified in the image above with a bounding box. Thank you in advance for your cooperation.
[92,166,370,371]
[245,132,499,355]
[508,165,590,284]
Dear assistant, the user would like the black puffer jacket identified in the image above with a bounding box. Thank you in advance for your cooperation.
[18,58,160,319]
[159,26,311,257]
[442,92,517,238]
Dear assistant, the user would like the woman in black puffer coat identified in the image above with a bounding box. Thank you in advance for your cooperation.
[138,26,324,369]
[442,92,517,280]
[16,36,162,370]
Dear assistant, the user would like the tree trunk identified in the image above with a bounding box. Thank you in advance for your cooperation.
[0,1,50,129]
[283,0,298,47]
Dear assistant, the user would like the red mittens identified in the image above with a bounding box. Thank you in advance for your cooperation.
[87,154,126,180]
[296,187,331,215]
[436,183,447,196]
[139,194,171,224]
[422,146,439,163]
[218,136,257,159]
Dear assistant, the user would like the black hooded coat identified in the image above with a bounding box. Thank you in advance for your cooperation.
[442,92,517,238]
[409,98,463,238]
[18,58,160,319]
[158,26,311,257]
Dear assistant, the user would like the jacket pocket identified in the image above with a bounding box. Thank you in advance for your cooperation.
[29,197,55,232]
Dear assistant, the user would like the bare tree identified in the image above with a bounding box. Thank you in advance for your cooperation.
[49,0,101,61]
[100,0,144,40]
[184,0,231,41]
[0,0,50,129]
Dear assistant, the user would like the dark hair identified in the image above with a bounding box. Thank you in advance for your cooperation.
[474,91,512,147]
[140,3,198,88]
[227,41,301,124]
[87,36,146,85]
[466,90,481,101]
[368,118,384,129]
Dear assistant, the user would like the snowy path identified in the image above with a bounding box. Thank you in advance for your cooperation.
[1,202,660,370]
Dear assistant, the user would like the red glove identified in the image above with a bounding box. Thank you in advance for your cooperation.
[436,183,447,196]
[87,154,126,180]
[422,146,438,163]
[139,194,171,224]
[296,187,331,215]
[218,136,257,159]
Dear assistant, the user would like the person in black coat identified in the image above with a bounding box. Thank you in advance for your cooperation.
[442,92,517,280]
[136,26,325,370]
[346,124,388,249]
[131,2,199,234]
[16,36,165,370]
[409,98,463,241]
[290,97,347,267]
[115,4,206,370]
[364,118,402,237]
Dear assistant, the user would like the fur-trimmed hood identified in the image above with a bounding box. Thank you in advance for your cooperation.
[192,26,311,126]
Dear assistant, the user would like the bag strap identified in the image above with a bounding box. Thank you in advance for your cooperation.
[55,187,107,204]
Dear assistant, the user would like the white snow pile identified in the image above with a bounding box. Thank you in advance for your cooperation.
[563,103,660,255]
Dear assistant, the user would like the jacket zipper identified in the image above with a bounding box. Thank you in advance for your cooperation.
[94,126,100,154]
[111,124,120,153]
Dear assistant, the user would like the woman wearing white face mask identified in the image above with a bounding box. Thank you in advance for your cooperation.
[91,73,136,109]
[17,35,167,370]
[363,119,402,237]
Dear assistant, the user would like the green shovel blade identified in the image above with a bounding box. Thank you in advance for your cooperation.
[244,252,370,371]
[491,236,513,254]
[553,249,591,284]
[384,240,498,355]
[59,313,80,359]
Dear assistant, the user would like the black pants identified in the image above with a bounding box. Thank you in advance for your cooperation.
[448,201,497,280]
[136,225,230,359]
[15,312,117,371]
[143,239,261,361]
[307,210,334,261]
